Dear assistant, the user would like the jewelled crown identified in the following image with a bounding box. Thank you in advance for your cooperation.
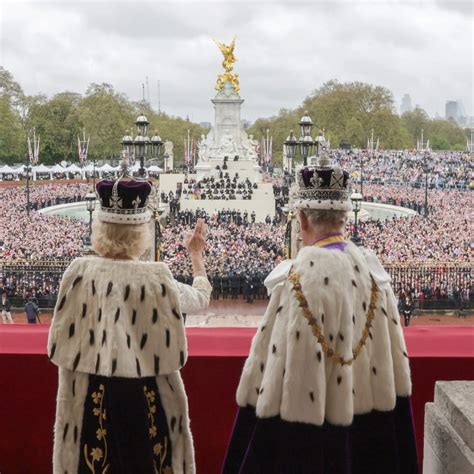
[96,178,152,225]
[292,154,352,212]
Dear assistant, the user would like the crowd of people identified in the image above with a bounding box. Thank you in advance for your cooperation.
[0,183,90,260]
[0,150,471,308]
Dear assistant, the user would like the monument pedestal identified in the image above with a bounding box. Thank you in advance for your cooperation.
[423,381,474,474]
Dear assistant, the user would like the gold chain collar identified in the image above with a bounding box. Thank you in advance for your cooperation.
[288,268,378,366]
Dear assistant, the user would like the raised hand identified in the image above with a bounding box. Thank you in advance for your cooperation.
[184,218,207,254]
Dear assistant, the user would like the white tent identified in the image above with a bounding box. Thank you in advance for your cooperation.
[34,164,51,173]
[98,163,116,172]
[0,165,16,174]
[51,164,66,173]
[66,164,82,173]
[147,165,163,173]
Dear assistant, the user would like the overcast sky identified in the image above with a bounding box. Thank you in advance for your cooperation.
[0,0,472,123]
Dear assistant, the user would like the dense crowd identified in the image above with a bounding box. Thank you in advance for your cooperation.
[0,183,89,260]
[0,150,472,307]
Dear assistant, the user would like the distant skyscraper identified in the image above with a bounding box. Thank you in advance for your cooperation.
[400,94,413,115]
[445,101,459,122]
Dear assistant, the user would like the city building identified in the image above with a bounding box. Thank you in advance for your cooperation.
[400,94,413,115]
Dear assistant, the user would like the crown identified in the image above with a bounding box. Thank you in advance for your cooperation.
[96,178,152,225]
[292,154,352,211]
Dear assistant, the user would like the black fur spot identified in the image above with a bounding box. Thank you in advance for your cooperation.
[337,375,342,385]
[255,387,259,395]
[392,318,398,325]
[49,343,56,359]
[309,391,314,402]
[352,315,356,325]
[124,285,130,301]
[126,334,131,349]
[92,280,96,295]
[132,309,137,325]
[68,322,75,338]
[329,334,334,342]
[353,389,355,395]
[114,308,120,323]
[260,362,264,372]
[101,330,107,346]
[179,415,183,433]
[259,387,264,394]
[72,352,81,371]
[372,367,377,375]
[112,359,117,375]
[352,280,357,287]
[261,325,266,332]
[106,281,113,296]
[180,350,185,367]
[72,276,83,288]
[276,305,283,314]
[354,265,360,273]
[322,314,325,324]
[339,333,344,342]
[272,344,277,354]
[152,308,159,323]
[57,295,66,311]
[62,423,69,441]
[98,308,102,322]
[89,329,95,346]
[73,425,78,444]
[72,379,76,397]
[154,355,160,375]
[82,303,87,319]
[166,329,170,347]
[296,331,300,340]
[324,277,329,285]
[310,261,314,267]
[136,358,141,377]
[161,284,167,297]
[166,377,174,392]
[403,351,408,358]
[363,301,367,311]
[381,307,388,316]
[369,331,373,340]
[95,354,100,373]
[170,416,177,432]
[317,351,322,362]
[140,334,148,350]
[172,308,181,320]
[140,285,145,302]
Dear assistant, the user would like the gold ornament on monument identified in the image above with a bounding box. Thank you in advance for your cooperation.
[214,37,240,93]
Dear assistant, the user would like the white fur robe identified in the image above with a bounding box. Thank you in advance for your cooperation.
[48,256,211,474]
[236,242,412,426]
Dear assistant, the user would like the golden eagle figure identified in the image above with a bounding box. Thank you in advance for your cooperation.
[214,37,240,93]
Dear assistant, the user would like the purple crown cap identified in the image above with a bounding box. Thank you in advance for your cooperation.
[96,179,152,212]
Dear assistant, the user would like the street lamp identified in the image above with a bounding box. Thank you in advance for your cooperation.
[350,192,363,245]
[85,192,96,242]
[124,114,164,178]
[284,130,298,173]
[284,112,315,168]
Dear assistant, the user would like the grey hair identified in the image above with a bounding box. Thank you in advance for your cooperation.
[301,209,348,229]
[91,220,151,259]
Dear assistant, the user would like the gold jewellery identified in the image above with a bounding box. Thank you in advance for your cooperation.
[288,269,378,366]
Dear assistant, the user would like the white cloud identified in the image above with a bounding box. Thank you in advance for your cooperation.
[0,0,472,123]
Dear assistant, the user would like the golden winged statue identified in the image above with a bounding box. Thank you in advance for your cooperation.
[214,37,240,93]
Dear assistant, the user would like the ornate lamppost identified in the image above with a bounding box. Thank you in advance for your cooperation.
[122,115,163,178]
[350,192,363,245]
[25,161,32,217]
[85,192,96,242]
[26,128,40,218]
[284,111,315,168]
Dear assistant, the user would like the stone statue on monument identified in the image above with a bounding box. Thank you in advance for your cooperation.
[198,134,210,162]
[219,133,238,156]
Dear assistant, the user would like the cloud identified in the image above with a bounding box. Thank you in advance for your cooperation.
[0,0,472,123]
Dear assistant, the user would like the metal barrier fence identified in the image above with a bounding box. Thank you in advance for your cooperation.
[1,260,472,310]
